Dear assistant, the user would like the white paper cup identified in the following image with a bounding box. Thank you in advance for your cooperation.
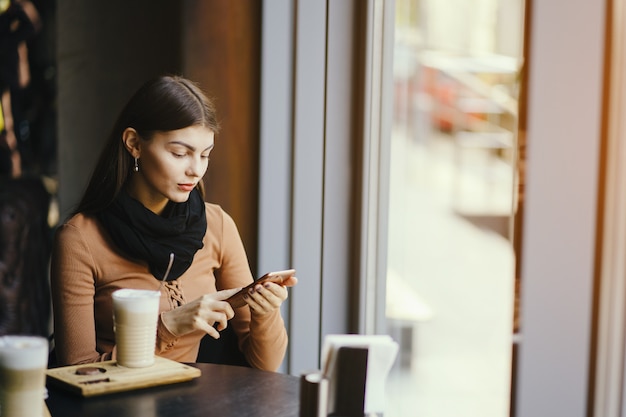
[0,335,49,417]
[112,289,160,368]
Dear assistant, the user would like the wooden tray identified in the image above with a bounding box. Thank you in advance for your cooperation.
[46,356,201,397]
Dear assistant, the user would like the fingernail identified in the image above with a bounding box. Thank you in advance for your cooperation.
[248,288,254,294]
[263,283,271,289]
[243,294,248,300]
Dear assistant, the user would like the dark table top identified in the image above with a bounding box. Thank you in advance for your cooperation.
[46,363,301,417]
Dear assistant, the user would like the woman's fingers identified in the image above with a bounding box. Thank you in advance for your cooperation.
[207,309,230,331]
[162,288,246,337]
[193,307,231,337]
[200,294,235,319]
[244,283,286,314]
[194,316,220,339]
[165,284,280,336]
[260,284,285,305]
[214,287,243,300]
[282,276,298,287]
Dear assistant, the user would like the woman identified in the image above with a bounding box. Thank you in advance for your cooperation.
[50,75,296,371]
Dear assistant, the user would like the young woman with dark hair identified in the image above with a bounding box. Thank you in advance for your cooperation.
[50,75,296,371]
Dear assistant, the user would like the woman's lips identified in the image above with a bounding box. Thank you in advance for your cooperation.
[178,183,195,192]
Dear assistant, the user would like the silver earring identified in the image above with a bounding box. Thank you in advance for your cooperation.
[133,157,139,172]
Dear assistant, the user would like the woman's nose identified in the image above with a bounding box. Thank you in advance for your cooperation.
[186,156,206,177]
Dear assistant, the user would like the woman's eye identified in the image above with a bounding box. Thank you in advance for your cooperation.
[173,153,186,158]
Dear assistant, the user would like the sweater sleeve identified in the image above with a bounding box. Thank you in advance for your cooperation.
[50,223,111,365]
[216,210,288,371]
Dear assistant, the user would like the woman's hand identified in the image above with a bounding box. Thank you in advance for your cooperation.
[243,276,298,316]
[161,288,241,339]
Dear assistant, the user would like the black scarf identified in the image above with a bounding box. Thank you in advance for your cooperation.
[97,188,207,281]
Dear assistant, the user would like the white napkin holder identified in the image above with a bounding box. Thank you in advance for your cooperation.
[320,334,399,416]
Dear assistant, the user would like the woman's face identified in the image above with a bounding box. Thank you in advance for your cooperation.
[127,125,214,214]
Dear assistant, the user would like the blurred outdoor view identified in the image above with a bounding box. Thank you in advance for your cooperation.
[383,1,525,416]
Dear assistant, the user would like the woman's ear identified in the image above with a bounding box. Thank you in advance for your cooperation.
[122,128,141,158]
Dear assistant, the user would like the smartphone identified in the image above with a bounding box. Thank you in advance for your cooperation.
[226,269,296,308]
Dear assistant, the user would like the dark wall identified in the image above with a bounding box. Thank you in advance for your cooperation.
[57,0,181,219]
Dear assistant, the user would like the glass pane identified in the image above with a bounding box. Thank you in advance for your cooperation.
[385,1,525,416]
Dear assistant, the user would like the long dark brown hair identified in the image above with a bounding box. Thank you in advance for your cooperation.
[74,75,220,215]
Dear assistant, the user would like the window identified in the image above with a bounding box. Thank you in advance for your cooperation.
[382,1,525,415]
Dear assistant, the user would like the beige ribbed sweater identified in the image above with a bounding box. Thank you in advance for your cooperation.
[50,203,287,371]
